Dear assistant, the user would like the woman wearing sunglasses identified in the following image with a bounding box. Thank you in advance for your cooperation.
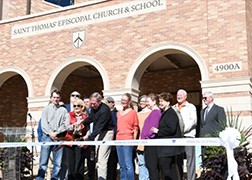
[64,99,88,180]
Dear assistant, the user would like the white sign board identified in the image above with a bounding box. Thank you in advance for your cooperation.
[12,0,166,39]
[212,62,242,73]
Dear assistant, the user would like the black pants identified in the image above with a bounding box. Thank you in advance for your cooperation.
[84,146,96,180]
[159,154,183,180]
[65,145,85,180]
[145,146,159,180]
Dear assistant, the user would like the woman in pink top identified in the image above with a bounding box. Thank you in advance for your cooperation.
[116,93,139,180]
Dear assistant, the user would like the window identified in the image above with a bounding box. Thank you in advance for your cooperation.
[44,0,74,7]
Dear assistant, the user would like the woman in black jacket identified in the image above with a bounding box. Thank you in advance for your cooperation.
[151,92,184,180]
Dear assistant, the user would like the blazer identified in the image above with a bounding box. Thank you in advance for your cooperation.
[64,103,71,113]
[200,103,226,137]
[157,107,184,158]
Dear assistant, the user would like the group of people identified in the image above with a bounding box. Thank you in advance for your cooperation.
[36,89,226,180]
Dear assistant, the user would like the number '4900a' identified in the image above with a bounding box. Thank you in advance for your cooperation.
[214,63,241,72]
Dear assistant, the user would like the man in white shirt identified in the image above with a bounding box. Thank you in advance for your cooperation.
[173,89,197,180]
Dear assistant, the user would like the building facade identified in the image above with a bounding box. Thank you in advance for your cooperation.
[0,0,251,141]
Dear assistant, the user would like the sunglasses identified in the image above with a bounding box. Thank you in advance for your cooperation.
[73,105,82,108]
[71,94,80,98]
[202,97,207,100]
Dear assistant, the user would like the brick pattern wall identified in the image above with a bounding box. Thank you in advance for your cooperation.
[139,67,201,96]
[2,0,26,20]
[246,0,252,76]
[61,74,103,103]
[0,0,248,96]
[0,0,251,127]
[0,75,28,141]
[207,0,248,79]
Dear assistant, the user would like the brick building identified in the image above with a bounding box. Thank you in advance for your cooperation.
[0,0,251,141]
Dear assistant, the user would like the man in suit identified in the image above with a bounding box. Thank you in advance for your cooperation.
[200,91,226,137]
[200,91,226,159]
[64,91,81,112]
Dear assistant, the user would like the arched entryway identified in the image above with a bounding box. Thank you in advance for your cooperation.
[126,42,208,136]
[0,67,32,141]
[45,56,109,102]
[126,42,208,90]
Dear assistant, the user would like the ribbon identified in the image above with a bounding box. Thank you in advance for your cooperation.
[219,127,241,180]
[0,137,221,148]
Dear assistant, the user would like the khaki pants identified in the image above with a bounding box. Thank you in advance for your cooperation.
[95,130,114,180]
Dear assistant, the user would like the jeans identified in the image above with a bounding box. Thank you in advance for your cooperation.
[136,150,149,180]
[36,133,63,180]
[116,145,134,180]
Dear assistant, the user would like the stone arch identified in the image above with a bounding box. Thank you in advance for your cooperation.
[45,56,109,96]
[0,66,33,97]
[125,42,208,90]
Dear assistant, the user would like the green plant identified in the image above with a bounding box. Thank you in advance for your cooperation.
[0,126,33,178]
[201,109,252,180]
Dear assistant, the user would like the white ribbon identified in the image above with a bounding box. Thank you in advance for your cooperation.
[0,138,221,147]
[219,127,241,180]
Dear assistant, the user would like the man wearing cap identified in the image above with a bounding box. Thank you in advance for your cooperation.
[106,96,118,180]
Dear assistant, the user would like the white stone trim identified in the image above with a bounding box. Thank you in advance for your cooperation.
[27,96,50,108]
[125,42,208,90]
[45,56,109,96]
[214,96,252,112]
[229,116,252,130]
[0,66,33,97]
[201,77,252,94]
[103,88,140,103]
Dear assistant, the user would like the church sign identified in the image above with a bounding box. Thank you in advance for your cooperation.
[11,0,166,39]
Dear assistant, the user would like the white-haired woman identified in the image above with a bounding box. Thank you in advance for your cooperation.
[64,99,88,180]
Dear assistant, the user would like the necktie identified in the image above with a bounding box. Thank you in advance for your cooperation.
[204,107,209,121]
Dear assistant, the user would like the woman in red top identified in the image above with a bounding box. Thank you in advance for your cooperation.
[64,99,88,180]
[116,93,139,180]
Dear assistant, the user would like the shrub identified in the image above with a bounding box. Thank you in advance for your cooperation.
[201,109,252,179]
